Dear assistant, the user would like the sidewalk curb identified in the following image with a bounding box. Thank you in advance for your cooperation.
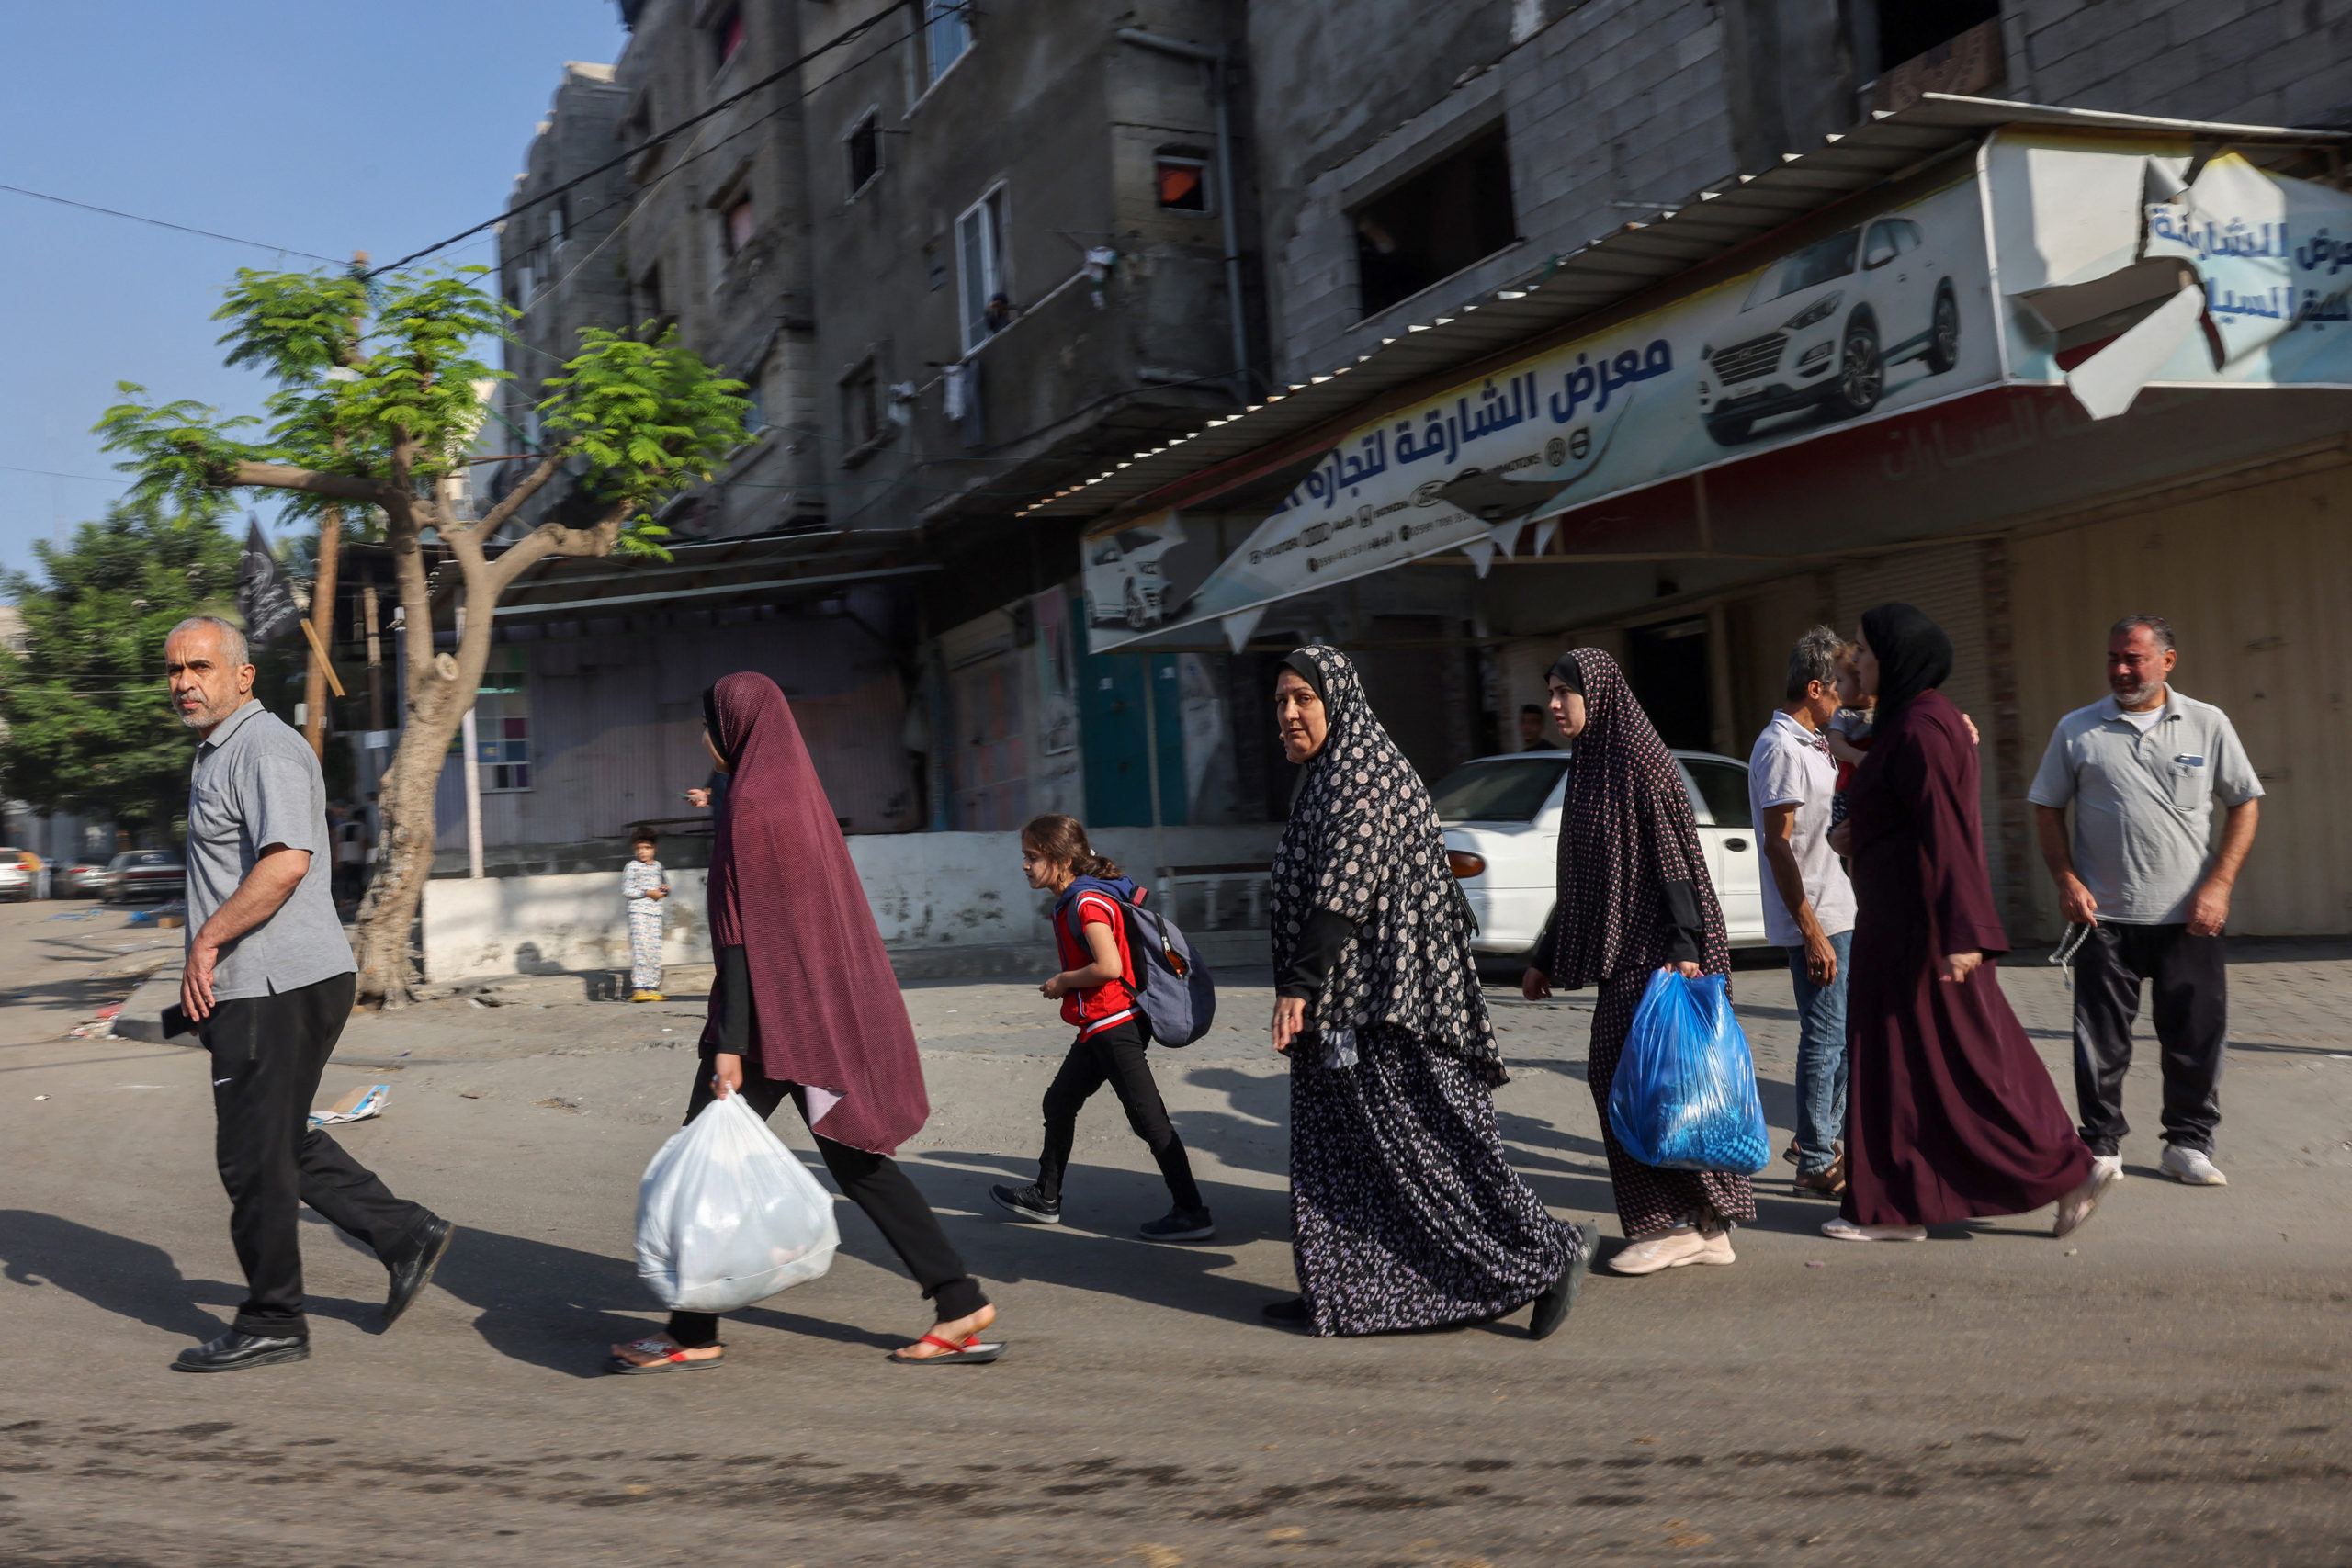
[111,962,198,1045]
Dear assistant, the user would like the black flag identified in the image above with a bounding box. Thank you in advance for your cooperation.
[236,519,301,650]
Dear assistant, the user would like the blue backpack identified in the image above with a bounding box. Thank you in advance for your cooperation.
[1057,876,1217,1047]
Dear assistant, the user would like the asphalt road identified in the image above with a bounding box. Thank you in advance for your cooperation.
[3,898,2348,1566]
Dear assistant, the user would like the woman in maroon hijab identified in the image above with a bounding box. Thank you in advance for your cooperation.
[608,673,1001,1371]
[1826,604,2115,1244]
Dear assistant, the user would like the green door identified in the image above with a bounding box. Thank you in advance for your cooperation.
[1079,639,1187,829]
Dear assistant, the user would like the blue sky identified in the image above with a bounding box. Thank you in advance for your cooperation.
[0,2,631,583]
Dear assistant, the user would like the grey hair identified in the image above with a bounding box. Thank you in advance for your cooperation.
[2110,615,2176,652]
[1785,624,1845,702]
[167,615,252,668]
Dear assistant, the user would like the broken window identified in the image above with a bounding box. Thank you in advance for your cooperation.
[920,0,971,86]
[713,4,745,71]
[957,186,1008,353]
[636,264,670,334]
[724,195,756,256]
[1156,152,1209,213]
[924,240,946,291]
[846,112,880,196]
[1351,125,1517,320]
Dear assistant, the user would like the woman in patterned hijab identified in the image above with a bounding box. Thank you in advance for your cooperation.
[1265,646,1587,1340]
[1525,648,1757,1273]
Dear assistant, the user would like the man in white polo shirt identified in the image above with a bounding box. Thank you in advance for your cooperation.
[2029,615,2262,1188]
[1747,626,1857,1197]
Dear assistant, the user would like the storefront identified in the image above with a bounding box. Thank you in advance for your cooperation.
[1026,99,2352,938]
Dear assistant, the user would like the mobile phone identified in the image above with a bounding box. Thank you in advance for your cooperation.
[162,1002,196,1040]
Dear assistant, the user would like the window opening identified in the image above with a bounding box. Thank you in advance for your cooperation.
[724,196,755,257]
[846,113,880,195]
[549,198,567,251]
[956,187,1008,353]
[923,240,946,291]
[921,0,972,85]
[1351,125,1516,320]
[840,358,882,451]
[1875,0,1997,71]
[1155,152,1209,213]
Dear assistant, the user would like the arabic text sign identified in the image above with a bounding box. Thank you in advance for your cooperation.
[1082,173,1997,652]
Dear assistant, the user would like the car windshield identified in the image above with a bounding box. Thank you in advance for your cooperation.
[1742,230,1859,310]
[1429,757,1570,823]
[1679,757,1752,828]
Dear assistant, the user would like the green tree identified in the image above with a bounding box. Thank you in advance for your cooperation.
[0,497,244,837]
[98,265,749,1004]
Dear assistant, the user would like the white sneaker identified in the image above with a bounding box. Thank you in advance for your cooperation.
[2159,1145,2228,1186]
[2052,1159,2124,1238]
[2090,1153,2124,1185]
[1821,1217,1928,1243]
[1690,1226,1737,1267]
[1608,1224,1708,1275]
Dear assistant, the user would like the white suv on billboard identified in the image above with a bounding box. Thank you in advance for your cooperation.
[1082,516,1185,630]
[1697,217,1960,446]
[1431,750,1770,962]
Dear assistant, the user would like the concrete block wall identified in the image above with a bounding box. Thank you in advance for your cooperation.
[2009,0,2352,127]
[422,823,1285,983]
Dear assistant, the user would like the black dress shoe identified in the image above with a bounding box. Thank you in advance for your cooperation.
[383,1215,456,1327]
[172,1330,311,1374]
[1529,1224,1590,1342]
[1261,1296,1311,1324]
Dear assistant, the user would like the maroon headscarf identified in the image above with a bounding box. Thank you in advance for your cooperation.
[699,671,929,1156]
[1544,648,1729,988]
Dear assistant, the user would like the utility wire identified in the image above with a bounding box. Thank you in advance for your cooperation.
[0,182,339,265]
[365,5,901,278]
[0,463,125,485]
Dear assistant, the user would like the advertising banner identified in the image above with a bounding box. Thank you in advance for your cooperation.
[1083,172,2000,651]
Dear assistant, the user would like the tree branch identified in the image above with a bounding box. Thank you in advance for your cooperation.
[225,461,390,503]
[482,499,635,595]
[464,452,568,538]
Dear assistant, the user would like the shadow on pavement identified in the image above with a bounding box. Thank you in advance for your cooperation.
[0,1210,227,1341]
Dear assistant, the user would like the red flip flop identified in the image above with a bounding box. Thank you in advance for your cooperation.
[888,1331,1004,1366]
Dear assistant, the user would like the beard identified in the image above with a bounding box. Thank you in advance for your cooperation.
[2111,678,2159,706]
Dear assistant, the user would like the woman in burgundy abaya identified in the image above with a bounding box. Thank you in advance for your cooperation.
[609,673,1001,1371]
[1826,604,2115,1244]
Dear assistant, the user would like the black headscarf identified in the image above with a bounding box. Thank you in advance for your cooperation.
[1860,603,1952,720]
[1545,648,1727,988]
[1544,653,1584,694]
[1268,646,1496,1075]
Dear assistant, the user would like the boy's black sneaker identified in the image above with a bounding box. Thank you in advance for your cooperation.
[989,1182,1063,1224]
[1138,1206,1216,1243]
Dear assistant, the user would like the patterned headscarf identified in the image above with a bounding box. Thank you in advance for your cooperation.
[1544,648,1728,988]
[1269,646,1497,1075]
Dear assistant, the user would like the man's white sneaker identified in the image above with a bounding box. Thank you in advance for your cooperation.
[1821,1218,1928,1243]
[2159,1145,2228,1186]
[1608,1224,1708,1275]
[2090,1153,2124,1186]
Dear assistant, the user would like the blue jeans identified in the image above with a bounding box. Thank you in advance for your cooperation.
[1785,931,1852,1176]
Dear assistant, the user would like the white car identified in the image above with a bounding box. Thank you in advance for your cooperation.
[1696,215,1960,446]
[1431,750,1770,962]
[1082,519,1186,630]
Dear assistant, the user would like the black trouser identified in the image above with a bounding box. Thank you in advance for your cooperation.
[2071,921,2228,1156]
[1035,1018,1204,1213]
[202,973,432,1337]
[666,1060,987,1348]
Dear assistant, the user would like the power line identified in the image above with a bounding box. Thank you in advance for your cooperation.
[0,182,339,265]
[0,464,125,485]
[366,6,902,278]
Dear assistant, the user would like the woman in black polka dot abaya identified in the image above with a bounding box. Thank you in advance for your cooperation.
[1524,648,1757,1276]
[1265,647,1587,1340]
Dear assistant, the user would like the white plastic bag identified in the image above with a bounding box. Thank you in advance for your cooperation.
[635,1093,839,1313]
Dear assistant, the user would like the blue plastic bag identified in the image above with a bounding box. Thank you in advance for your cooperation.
[1606,969,1770,1173]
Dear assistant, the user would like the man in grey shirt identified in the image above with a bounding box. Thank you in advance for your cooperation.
[2029,615,2261,1190]
[165,616,454,1373]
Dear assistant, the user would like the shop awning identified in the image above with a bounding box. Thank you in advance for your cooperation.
[1025,96,2342,534]
[435,531,938,627]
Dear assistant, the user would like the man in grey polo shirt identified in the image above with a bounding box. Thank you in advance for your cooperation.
[1747,626,1858,1197]
[2029,615,2262,1190]
[165,615,454,1374]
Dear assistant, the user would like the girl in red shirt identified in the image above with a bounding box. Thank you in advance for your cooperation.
[989,815,1213,1242]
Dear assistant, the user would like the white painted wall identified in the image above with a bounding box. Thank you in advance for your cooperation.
[421,824,1283,983]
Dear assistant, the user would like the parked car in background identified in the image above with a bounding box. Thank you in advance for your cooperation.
[1430,750,1768,964]
[0,850,32,903]
[59,857,116,898]
[103,850,186,904]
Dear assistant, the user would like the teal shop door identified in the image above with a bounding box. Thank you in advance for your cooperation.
[1080,642,1187,829]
